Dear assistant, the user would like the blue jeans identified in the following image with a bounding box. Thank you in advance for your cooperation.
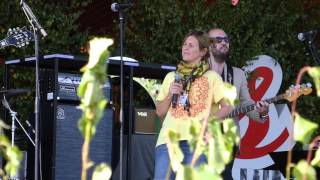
[154,140,207,180]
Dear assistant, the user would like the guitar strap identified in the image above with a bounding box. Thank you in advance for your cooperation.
[220,63,234,133]
[221,63,234,85]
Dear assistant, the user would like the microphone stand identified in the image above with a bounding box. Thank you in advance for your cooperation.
[2,95,35,147]
[111,2,132,179]
[20,1,47,180]
[307,38,320,65]
[118,8,125,180]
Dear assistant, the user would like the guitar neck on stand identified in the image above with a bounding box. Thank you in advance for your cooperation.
[0,39,8,49]
[0,26,34,49]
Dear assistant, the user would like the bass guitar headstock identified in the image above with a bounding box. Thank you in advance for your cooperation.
[284,83,313,102]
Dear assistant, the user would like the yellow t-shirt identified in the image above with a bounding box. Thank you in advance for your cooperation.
[156,70,225,147]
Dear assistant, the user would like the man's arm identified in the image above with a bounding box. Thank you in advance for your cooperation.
[214,98,233,120]
[237,68,268,122]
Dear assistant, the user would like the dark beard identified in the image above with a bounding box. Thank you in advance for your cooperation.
[213,52,229,63]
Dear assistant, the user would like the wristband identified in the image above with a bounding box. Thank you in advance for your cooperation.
[260,113,269,119]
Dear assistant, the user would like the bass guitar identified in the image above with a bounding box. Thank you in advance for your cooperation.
[227,83,313,118]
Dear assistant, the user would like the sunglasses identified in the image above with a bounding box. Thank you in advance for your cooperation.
[210,36,230,44]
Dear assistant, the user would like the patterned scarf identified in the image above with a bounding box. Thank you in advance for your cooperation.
[176,60,209,115]
[177,60,209,80]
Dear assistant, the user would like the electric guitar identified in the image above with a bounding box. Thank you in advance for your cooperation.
[227,83,313,118]
[0,26,34,49]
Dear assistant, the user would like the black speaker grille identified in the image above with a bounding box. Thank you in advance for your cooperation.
[53,104,113,180]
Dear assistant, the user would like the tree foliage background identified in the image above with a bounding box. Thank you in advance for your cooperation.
[122,0,320,125]
[0,0,92,121]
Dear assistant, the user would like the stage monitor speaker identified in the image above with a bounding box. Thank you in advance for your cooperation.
[134,108,158,134]
[42,103,113,180]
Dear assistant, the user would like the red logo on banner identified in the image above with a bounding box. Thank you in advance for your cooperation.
[236,67,289,159]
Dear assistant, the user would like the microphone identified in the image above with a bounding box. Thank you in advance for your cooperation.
[111,3,133,12]
[298,29,318,42]
[20,0,47,37]
[172,73,181,108]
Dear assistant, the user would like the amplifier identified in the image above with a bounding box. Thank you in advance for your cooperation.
[44,72,111,102]
[41,103,114,180]
[39,69,114,180]
[134,108,158,134]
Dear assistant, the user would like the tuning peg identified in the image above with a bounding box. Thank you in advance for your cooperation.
[8,28,12,35]
[289,84,294,89]
[306,82,312,88]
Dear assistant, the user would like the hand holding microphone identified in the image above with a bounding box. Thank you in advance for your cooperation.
[171,73,182,108]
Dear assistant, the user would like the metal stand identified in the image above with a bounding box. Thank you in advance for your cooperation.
[2,95,35,147]
[118,9,125,180]
[307,38,320,65]
[20,1,47,180]
[111,2,133,180]
[3,95,34,180]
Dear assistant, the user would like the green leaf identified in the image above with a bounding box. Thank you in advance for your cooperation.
[166,129,184,172]
[293,160,317,180]
[167,129,181,142]
[176,166,222,180]
[0,120,10,132]
[311,148,320,167]
[77,37,112,179]
[3,144,23,177]
[188,120,202,151]
[222,83,237,106]
[294,113,318,144]
[92,163,112,180]
[77,71,94,98]
[85,38,113,70]
[206,120,235,173]
[308,67,320,97]
[77,37,112,138]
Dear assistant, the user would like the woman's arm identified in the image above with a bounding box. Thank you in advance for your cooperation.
[156,94,172,119]
[156,82,183,119]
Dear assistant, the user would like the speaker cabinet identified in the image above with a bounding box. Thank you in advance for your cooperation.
[38,69,114,180]
[41,103,113,180]
[134,108,157,134]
